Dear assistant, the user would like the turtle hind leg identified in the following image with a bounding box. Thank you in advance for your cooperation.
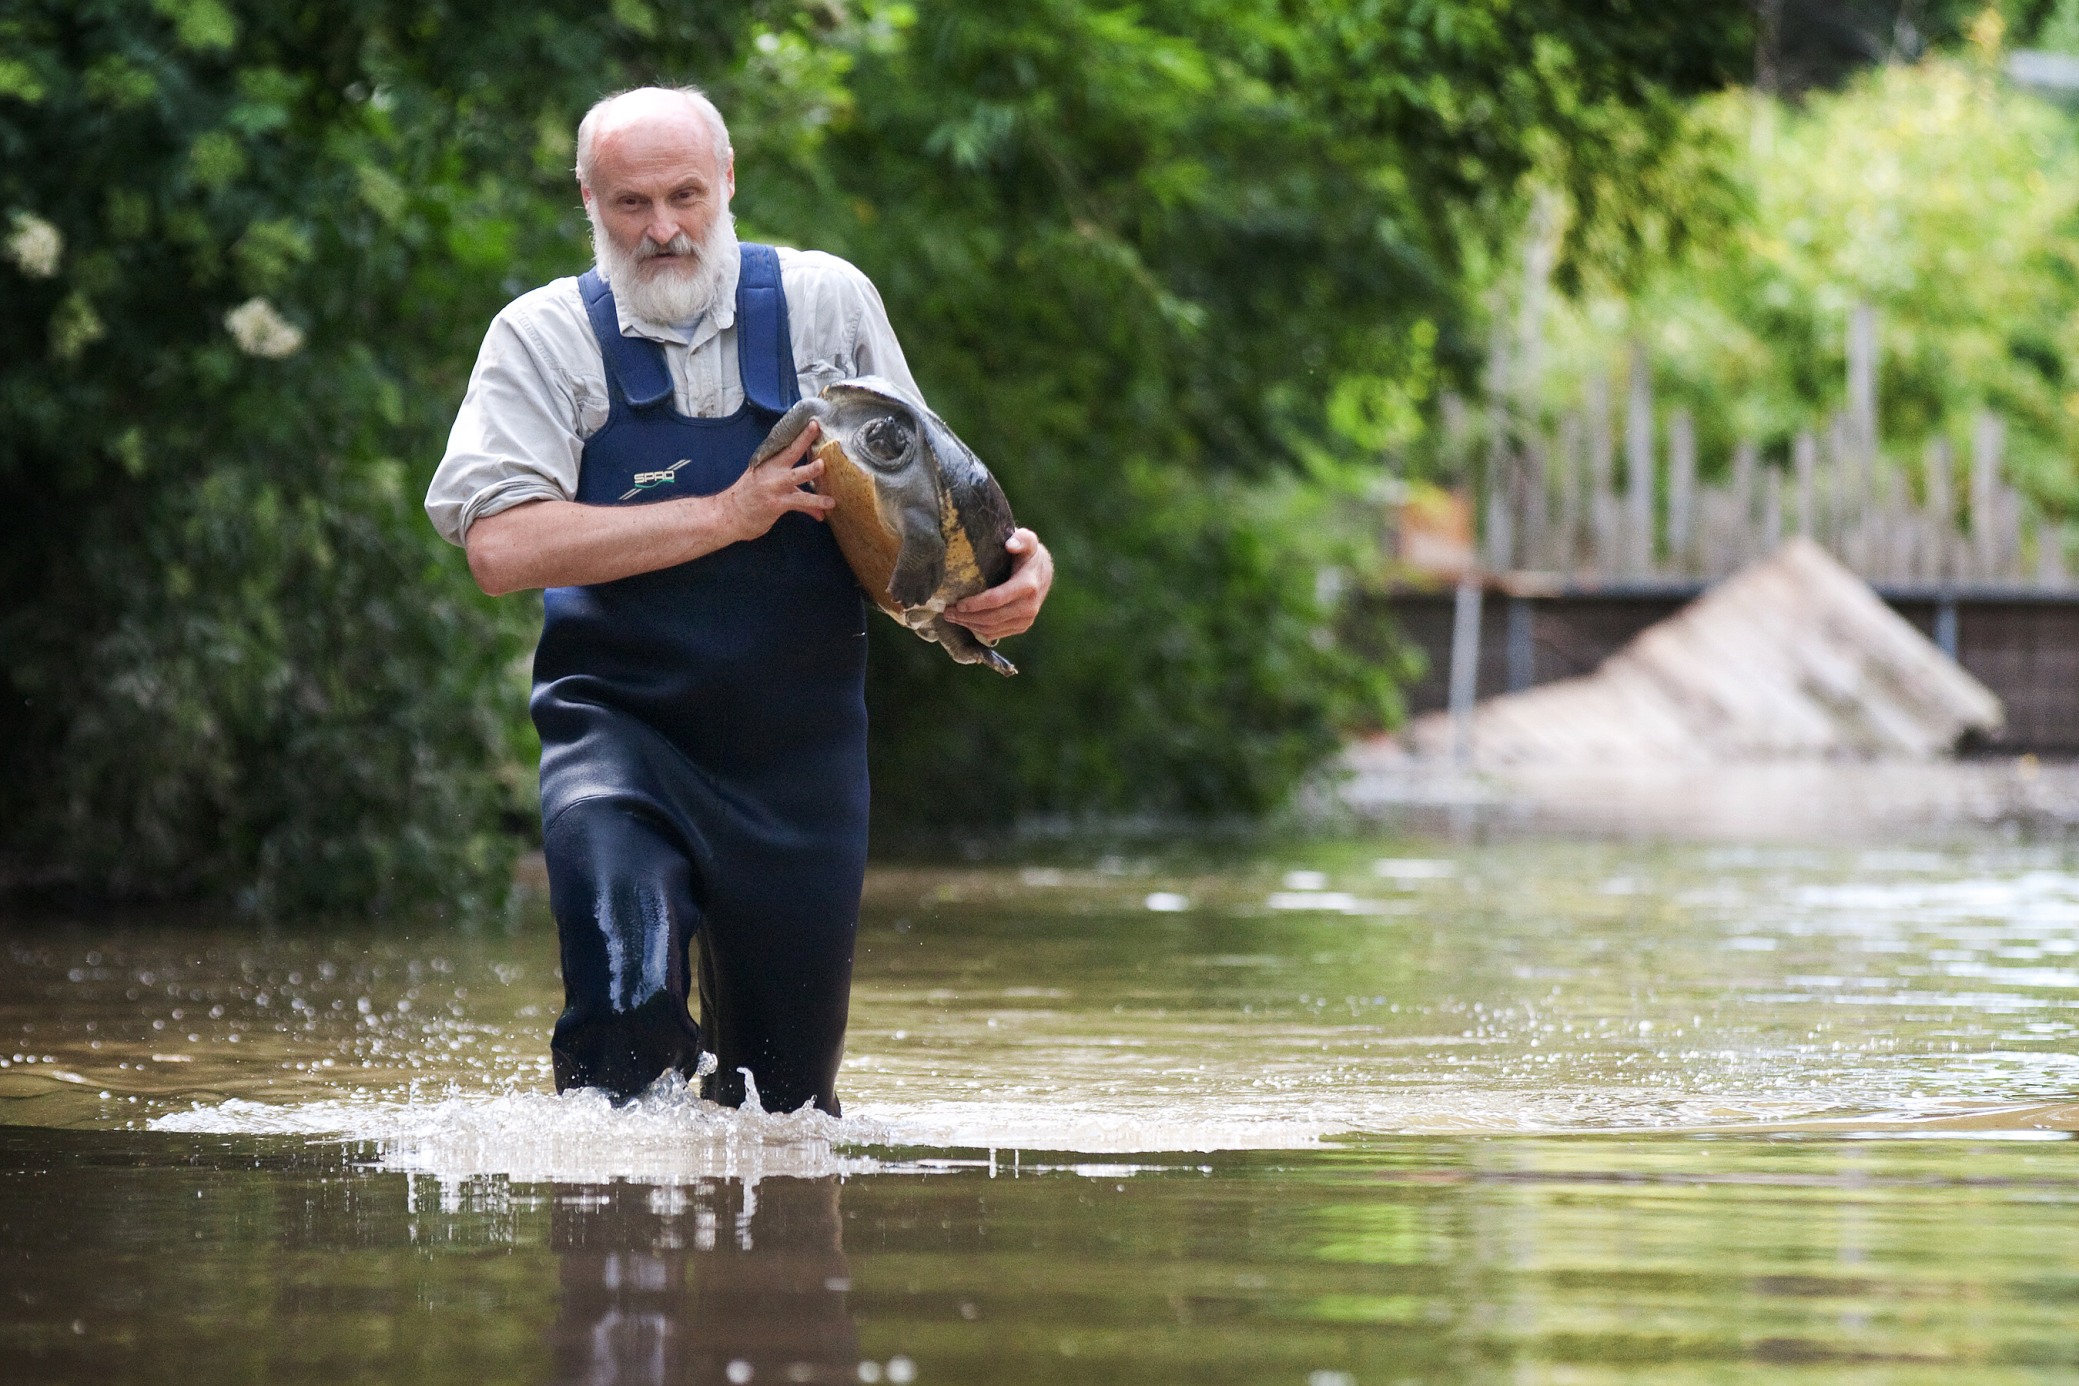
[928,617,1019,676]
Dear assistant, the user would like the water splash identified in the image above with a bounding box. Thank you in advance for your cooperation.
[150,1077,2079,1183]
[151,1073,890,1183]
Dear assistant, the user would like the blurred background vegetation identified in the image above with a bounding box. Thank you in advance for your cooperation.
[1518,5,2079,523]
[10,0,2074,915]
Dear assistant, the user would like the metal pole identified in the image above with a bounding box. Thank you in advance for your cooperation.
[1448,577,1484,767]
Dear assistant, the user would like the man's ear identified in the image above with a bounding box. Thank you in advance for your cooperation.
[724,155,736,199]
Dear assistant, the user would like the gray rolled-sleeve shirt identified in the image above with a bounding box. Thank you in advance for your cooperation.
[426,245,922,547]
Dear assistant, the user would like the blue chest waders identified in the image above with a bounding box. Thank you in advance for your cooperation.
[530,245,869,1115]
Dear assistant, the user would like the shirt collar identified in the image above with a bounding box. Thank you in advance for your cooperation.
[609,250,740,351]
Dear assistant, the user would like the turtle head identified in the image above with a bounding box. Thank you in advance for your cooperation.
[820,377,983,485]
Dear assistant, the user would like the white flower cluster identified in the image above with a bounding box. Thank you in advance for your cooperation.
[6,211,62,279]
[223,296,305,359]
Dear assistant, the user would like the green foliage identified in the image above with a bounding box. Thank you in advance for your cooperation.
[743,0,1750,824]
[1536,52,2079,510]
[0,0,1746,910]
[0,0,621,913]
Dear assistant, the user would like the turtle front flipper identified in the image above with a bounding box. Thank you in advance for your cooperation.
[887,503,948,608]
[748,398,830,470]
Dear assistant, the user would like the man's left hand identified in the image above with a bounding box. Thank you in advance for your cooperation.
[946,528,1053,643]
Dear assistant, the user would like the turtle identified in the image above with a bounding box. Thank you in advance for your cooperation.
[750,377,1020,675]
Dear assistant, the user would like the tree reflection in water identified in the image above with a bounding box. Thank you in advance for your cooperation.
[549,1178,859,1386]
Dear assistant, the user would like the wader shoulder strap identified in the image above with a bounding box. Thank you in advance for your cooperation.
[577,268,674,411]
[734,243,801,413]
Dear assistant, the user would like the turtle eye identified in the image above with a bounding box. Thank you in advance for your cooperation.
[856,415,914,469]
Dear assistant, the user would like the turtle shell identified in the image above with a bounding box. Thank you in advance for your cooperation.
[751,378,1019,675]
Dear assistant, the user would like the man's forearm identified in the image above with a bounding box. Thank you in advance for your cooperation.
[465,496,746,595]
[465,423,831,595]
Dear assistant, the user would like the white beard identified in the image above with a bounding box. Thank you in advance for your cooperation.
[591,206,739,328]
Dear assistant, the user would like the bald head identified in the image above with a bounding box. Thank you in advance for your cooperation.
[575,86,733,192]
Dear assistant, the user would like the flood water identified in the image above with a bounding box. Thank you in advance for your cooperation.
[7,837,2079,1381]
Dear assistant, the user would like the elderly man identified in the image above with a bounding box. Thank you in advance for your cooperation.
[425,86,1052,1115]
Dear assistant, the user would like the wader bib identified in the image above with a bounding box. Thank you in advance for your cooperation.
[530,244,868,1115]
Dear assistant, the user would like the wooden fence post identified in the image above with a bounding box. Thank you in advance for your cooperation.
[1829,412,1866,570]
[2042,522,2070,588]
[1878,464,1908,581]
[1555,412,1584,572]
[1847,300,1879,468]
[1587,371,1617,574]
[1794,430,1818,539]
[1972,411,2003,581]
[1481,314,1512,571]
[1762,465,1784,554]
[1624,345,1655,575]
[1667,408,1697,573]
[1731,440,1758,570]
[1924,435,1954,580]
[1997,485,2023,582]
[1521,429,1549,570]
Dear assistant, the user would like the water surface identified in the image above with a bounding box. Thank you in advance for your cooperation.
[6,838,2079,1380]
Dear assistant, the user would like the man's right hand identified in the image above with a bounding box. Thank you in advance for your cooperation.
[720,420,835,543]
[464,421,840,596]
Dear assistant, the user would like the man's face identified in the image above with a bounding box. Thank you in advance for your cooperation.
[581,108,735,288]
